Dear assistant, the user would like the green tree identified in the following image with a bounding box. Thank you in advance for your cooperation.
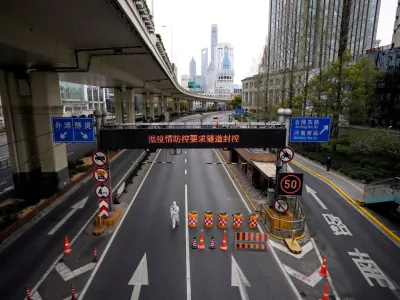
[230,94,242,109]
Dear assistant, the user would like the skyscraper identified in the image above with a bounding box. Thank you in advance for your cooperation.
[214,43,234,99]
[210,24,218,66]
[189,57,196,82]
[201,48,208,76]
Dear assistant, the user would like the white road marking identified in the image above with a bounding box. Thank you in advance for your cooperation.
[27,151,146,297]
[62,292,80,300]
[185,158,187,163]
[78,150,161,300]
[24,291,43,300]
[322,213,353,236]
[231,255,250,300]
[55,262,96,281]
[305,185,327,210]
[311,238,341,299]
[0,186,13,195]
[185,151,187,154]
[128,253,149,300]
[67,152,74,156]
[185,169,187,175]
[0,155,9,159]
[283,264,324,287]
[0,181,6,185]
[269,240,314,258]
[185,184,192,300]
[214,149,303,300]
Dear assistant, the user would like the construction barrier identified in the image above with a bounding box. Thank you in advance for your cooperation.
[188,211,198,228]
[232,212,243,229]
[218,212,228,229]
[204,211,214,228]
[234,232,269,251]
[248,213,258,229]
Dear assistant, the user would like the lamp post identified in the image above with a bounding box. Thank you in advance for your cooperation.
[162,25,173,63]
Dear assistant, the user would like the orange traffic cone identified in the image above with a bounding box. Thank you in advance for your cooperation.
[198,230,205,250]
[220,230,228,251]
[318,256,328,277]
[63,236,72,254]
[320,283,329,300]
[191,236,198,249]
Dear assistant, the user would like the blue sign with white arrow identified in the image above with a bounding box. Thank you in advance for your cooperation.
[52,117,95,143]
[289,117,331,142]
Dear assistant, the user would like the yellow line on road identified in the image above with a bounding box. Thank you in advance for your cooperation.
[292,160,400,244]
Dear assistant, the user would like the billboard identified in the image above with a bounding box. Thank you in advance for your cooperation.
[59,82,84,100]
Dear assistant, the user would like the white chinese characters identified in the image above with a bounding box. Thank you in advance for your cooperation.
[348,248,395,290]
[322,214,352,236]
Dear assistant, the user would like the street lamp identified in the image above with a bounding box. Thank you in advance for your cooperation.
[162,25,173,62]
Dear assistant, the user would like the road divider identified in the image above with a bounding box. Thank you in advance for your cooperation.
[234,232,269,251]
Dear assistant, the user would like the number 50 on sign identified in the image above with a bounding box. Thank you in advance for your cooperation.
[278,173,304,196]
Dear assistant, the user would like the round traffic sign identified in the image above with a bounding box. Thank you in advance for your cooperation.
[279,174,302,195]
[95,184,111,198]
[273,198,289,213]
[279,146,295,163]
[93,167,110,183]
[92,151,108,167]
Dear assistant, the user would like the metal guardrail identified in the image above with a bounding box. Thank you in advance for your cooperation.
[256,196,306,239]
[363,177,400,199]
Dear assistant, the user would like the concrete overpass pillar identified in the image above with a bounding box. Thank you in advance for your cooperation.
[157,96,162,115]
[114,88,124,123]
[214,102,218,110]
[126,89,135,123]
[189,101,193,112]
[29,71,69,195]
[176,99,181,114]
[148,95,155,120]
[0,71,42,200]
[161,96,167,115]
[202,101,206,111]
[141,93,148,120]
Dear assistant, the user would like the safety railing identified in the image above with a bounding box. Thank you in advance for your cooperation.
[363,177,400,199]
[256,196,306,239]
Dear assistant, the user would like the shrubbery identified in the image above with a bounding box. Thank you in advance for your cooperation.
[291,131,400,183]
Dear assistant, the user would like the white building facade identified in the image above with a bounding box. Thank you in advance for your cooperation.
[181,74,190,91]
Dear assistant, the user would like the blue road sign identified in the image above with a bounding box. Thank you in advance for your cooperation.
[52,117,95,143]
[290,117,331,142]
[235,108,245,114]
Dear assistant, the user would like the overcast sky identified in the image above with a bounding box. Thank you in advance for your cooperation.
[152,0,397,85]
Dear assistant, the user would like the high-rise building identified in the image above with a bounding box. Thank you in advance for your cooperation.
[214,43,234,99]
[210,24,218,67]
[181,74,190,91]
[172,63,178,79]
[393,2,400,47]
[189,57,196,82]
[201,48,208,76]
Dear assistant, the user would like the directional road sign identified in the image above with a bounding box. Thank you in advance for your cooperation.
[279,146,294,163]
[52,117,95,143]
[289,117,331,142]
[273,198,289,213]
[278,173,303,196]
[95,184,111,198]
[92,151,108,167]
[93,168,109,183]
[234,109,245,114]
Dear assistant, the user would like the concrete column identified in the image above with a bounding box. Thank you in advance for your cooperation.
[189,101,194,112]
[126,89,136,123]
[0,71,42,200]
[202,101,206,111]
[157,96,162,115]
[148,95,155,120]
[29,71,69,195]
[141,94,148,119]
[114,88,124,123]
[172,98,176,112]
[177,99,181,114]
[162,96,167,115]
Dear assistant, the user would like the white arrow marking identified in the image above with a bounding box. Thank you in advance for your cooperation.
[128,253,149,300]
[48,197,89,235]
[55,262,96,281]
[25,291,42,300]
[283,264,325,287]
[0,186,13,195]
[231,255,251,300]
[60,132,67,139]
[80,132,88,139]
[305,185,327,210]
[319,125,329,135]
[269,240,314,258]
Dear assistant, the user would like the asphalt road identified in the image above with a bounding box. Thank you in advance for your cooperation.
[82,148,297,300]
[0,149,144,300]
[292,164,400,299]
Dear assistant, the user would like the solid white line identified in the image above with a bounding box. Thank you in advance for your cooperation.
[47,209,76,235]
[78,150,161,300]
[185,184,191,300]
[214,150,303,300]
[28,151,145,295]
[185,151,187,154]
[311,238,341,300]
[0,181,6,185]
[185,169,187,175]
[67,152,74,156]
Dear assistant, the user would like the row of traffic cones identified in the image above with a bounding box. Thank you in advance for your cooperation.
[62,236,98,262]
[319,256,329,300]
[191,230,228,251]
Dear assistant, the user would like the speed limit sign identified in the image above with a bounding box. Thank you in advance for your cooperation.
[277,173,303,196]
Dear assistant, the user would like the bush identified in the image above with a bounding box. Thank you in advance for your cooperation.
[351,156,363,163]
[76,165,90,173]
[360,157,378,167]
[376,161,391,170]
[395,163,400,171]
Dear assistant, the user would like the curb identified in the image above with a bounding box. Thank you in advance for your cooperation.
[0,149,127,252]
[292,160,400,245]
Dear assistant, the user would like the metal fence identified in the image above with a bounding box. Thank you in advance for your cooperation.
[256,196,306,239]
[363,177,400,199]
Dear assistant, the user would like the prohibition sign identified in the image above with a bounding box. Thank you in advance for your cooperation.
[93,167,110,183]
[273,198,289,213]
[279,146,294,163]
[92,150,108,167]
[95,184,111,198]
[279,173,303,195]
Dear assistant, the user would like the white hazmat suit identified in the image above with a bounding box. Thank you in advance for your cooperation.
[170,201,180,229]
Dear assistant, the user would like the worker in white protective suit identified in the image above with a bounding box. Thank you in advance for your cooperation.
[170,201,180,229]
